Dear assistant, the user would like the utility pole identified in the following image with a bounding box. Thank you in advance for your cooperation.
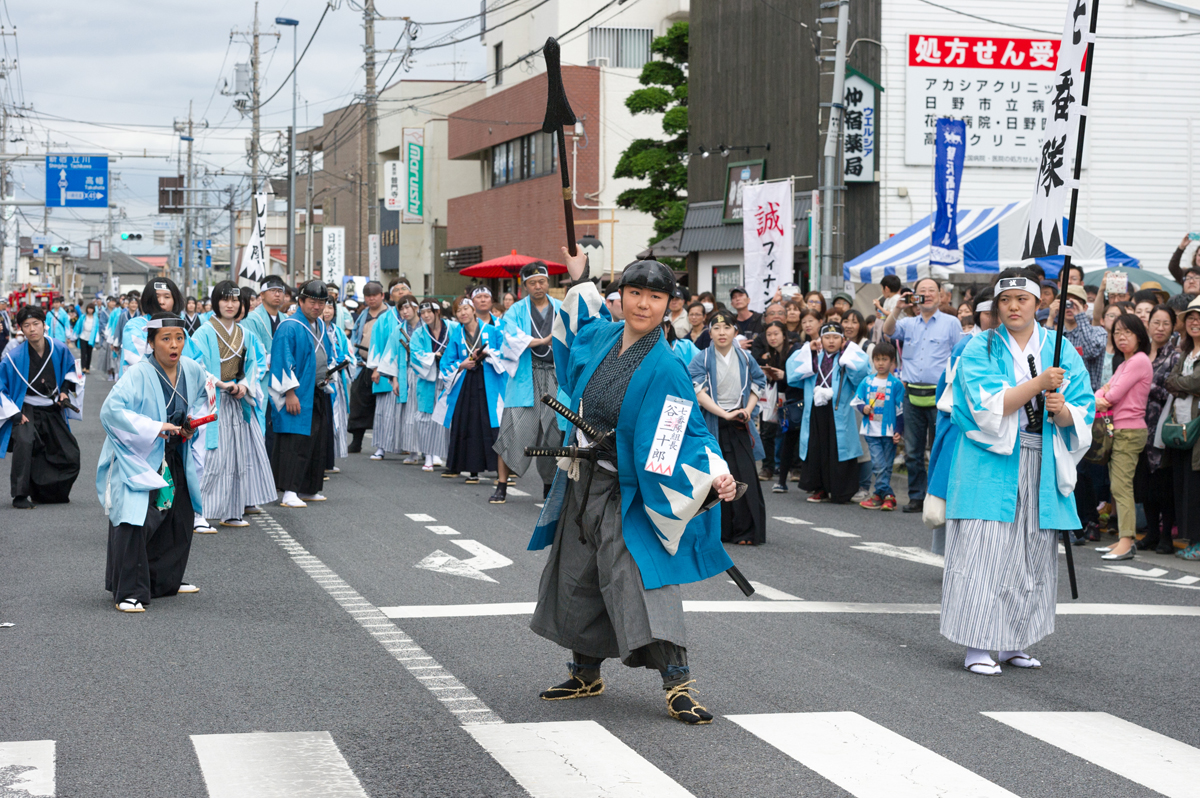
[227,185,237,283]
[304,149,314,283]
[251,3,261,193]
[364,0,379,274]
[182,101,195,294]
[818,0,849,290]
[0,103,7,294]
[106,202,114,297]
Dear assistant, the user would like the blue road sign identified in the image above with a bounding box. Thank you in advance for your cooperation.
[45,154,108,209]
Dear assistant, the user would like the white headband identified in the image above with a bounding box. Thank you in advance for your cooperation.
[606,292,620,302]
[457,298,473,309]
[975,300,994,313]
[994,277,1040,301]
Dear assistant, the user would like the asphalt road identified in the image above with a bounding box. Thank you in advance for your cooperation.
[2,375,1199,798]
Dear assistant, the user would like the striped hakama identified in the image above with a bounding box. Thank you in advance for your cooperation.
[200,391,278,520]
[405,375,448,461]
[391,368,419,454]
[493,360,563,483]
[373,388,401,452]
[331,381,349,459]
[940,431,1057,651]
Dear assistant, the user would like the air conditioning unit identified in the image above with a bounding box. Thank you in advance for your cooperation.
[587,57,610,68]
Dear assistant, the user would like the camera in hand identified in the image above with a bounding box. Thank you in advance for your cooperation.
[910,294,926,305]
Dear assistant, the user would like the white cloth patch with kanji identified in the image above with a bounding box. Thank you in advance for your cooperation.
[644,395,692,477]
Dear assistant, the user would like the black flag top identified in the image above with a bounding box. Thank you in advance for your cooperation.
[541,37,577,133]
[1022,0,1092,261]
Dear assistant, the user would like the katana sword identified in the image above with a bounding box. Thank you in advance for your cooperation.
[541,37,578,257]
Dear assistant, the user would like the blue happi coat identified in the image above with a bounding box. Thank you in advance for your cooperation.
[687,344,766,461]
[73,313,101,347]
[379,317,420,404]
[366,308,401,396]
[328,323,354,412]
[96,357,213,526]
[528,282,734,591]
[438,321,507,428]
[0,338,78,455]
[786,341,871,462]
[852,373,906,437]
[497,295,564,409]
[268,315,336,435]
[926,332,978,502]
[46,308,71,343]
[242,304,282,402]
[670,338,698,367]
[948,324,1095,530]
[191,320,269,448]
[409,321,457,414]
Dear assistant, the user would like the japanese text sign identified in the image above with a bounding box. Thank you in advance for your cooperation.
[323,226,345,287]
[645,395,693,477]
[742,180,794,314]
[843,72,877,183]
[931,118,967,268]
[905,34,1063,167]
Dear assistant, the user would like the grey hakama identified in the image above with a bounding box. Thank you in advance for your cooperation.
[396,368,421,453]
[493,360,563,484]
[373,387,400,452]
[199,390,278,520]
[331,379,350,459]
[940,431,1058,651]
[530,462,687,667]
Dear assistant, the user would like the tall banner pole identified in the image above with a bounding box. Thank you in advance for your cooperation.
[542,38,579,257]
[1021,0,1099,601]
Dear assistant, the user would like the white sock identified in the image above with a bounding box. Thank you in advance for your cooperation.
[965,648,998,669]
[194,513,208,527]
[374,447,385,457]
[282,491,300,504]
[424,455,433,467]
[999,650,1040,667]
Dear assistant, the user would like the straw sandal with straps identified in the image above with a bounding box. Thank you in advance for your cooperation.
[539,673,605,701]
[665,680,714,725]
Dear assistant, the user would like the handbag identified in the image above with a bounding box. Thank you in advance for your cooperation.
[1083,411,1115,465]
[760,382,780,423]
[1162,403,1200,450]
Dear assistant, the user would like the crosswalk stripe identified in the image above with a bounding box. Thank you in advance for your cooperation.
[727,712,1018,798]
[506,487,530,497]
[773,516,812,525]
[812,527,860,538]
[191,731,367,797]
[467,721,695,797]
[406,513,436,522]
[984,712,1200,798]
[425,525,459,535]
[0,739,55,797]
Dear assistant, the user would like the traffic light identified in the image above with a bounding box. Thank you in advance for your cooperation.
[120,232,143,241]
[49,246,70,253]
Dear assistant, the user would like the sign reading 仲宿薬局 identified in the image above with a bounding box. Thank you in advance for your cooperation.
[905,34,1061,168]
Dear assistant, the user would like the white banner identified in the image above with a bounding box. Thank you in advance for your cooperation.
[384,161,402,212]
[368,233,380,282]
[843,72,877,183]
[1023,0,1092,259]
[323,226,345,287]
[240,192,269,283]
[741,181,794,314]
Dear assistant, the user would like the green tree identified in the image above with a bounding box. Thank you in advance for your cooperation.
[613,21,688,247]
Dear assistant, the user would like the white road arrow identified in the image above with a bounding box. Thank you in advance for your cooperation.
[414,539,513,583]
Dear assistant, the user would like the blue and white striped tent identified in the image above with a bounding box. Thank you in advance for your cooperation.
[845,200,1140,284]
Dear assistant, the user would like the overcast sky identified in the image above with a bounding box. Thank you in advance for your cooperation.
[4,0,487,252]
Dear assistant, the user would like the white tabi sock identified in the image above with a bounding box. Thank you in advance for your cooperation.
[424,455,433,467]
[964,647,1001,675]
[281,491,301,504]
[999,650,1041,668]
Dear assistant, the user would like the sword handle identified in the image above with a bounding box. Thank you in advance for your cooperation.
[541,394,601,439]
[524,445,578,459]
[727,566,755,597]
[1025,354,1043,430]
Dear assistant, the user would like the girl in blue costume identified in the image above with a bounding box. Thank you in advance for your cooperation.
[119,277,201,377]
[924,287,995,552]
[365,293,400,460]
[408,300,455,470]
[689,309,767,545]
[72,302,101,373]
[98,313,214,612]
[438,297,506,483]
[393,298,425,462]
[943,269,1095,676]
[191,282,277,528]
[529,252,738,725]
[321,301,354,462]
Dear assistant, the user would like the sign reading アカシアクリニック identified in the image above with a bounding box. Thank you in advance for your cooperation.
[46,154,108,208]
[905,34,1060,167]
[402,127,424,223]
[843,68,879,183]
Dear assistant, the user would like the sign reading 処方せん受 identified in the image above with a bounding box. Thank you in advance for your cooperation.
[905,34,1062,168]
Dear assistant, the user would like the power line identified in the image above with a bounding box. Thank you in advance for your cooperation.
[410,0,554,53]
[259,2,333,108]
[914,0,1200,39]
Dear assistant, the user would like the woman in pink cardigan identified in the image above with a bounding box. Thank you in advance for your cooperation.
[1094,314,1154,560]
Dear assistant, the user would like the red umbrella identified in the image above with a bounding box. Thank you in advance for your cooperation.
[458,249,567,279]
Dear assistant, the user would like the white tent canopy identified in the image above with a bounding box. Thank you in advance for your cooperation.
[845,200,1139,284]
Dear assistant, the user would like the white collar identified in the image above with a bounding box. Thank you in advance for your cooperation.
[1003,325,1043,385]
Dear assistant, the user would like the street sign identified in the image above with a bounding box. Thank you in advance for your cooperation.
[31,234,50,246]
[151,219,173,231]
[46,154,108,209]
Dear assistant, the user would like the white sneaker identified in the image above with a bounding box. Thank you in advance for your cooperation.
[280,491,307,508]
[177,583,200,594]
[299,493,327,502]
[851,489,870,504]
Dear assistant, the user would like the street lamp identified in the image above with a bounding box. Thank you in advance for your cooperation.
[277,17,299,287]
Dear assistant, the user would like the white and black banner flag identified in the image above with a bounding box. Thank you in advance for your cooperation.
[1022,0,1091,260]
[742,181,794,313]
[239,192,269,283]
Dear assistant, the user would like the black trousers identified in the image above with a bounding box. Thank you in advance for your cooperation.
[272,388,330,495]
[79,341,93,370]
[9,403,80,502]
[348,367,377,432]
